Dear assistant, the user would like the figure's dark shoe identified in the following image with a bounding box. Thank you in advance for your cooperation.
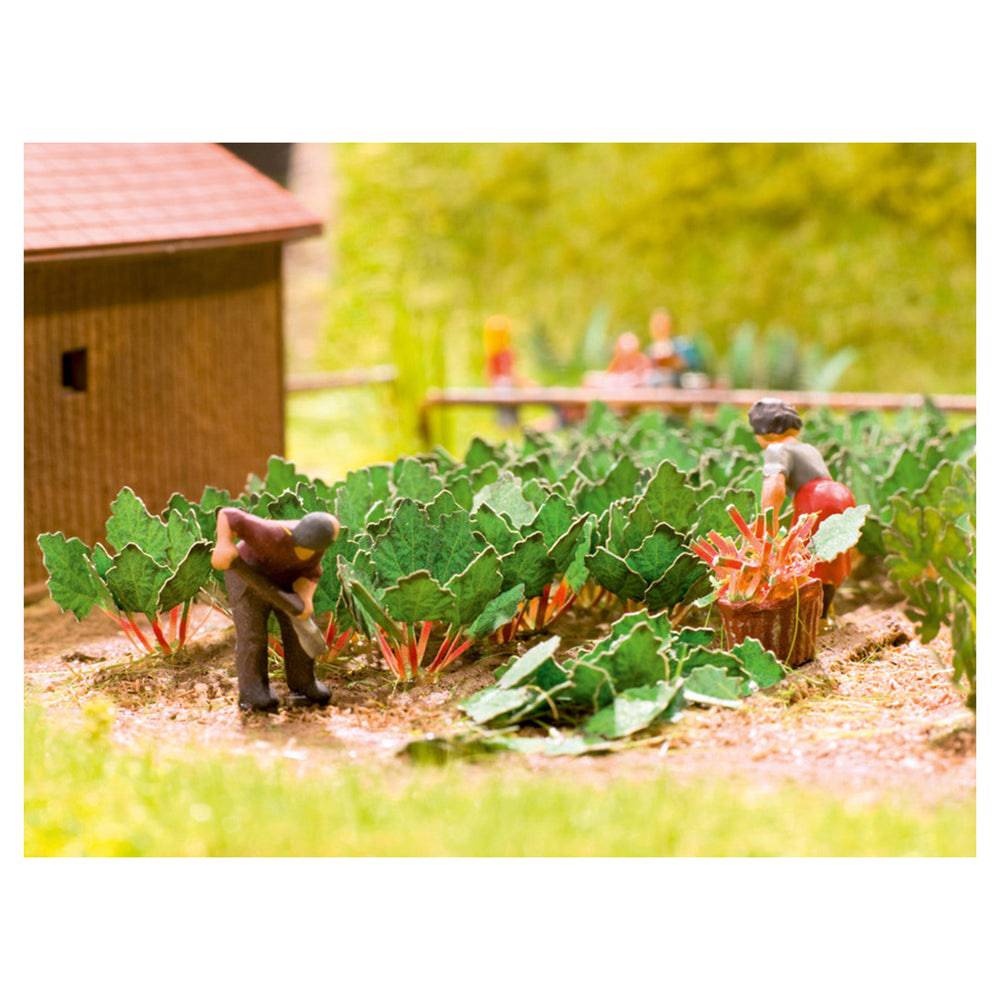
[239,688,280,713]
[287,680,331,707]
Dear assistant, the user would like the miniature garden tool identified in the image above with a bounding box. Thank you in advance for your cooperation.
[227,557,328,659]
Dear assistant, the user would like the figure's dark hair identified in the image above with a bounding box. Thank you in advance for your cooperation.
[748,398,803,435]
[291,512,337,551]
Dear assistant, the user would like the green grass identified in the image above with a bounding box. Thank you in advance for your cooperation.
[25,707,974,857]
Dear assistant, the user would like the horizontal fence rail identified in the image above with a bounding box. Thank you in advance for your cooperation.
[419,386,975,442]
[286,365,398,393]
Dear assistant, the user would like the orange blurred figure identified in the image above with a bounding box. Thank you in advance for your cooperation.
[484,314,516,386]
[606,331,652,382]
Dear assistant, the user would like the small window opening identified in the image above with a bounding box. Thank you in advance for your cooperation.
[61,348,88,392]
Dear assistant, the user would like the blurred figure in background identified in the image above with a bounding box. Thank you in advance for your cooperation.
[484,314,536,427]
[603,331,652,385]
[647,308,685,386]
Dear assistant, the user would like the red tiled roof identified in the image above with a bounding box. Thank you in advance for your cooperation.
[24,143,322,261]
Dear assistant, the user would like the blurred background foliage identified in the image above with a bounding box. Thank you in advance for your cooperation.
[297,143,974,471]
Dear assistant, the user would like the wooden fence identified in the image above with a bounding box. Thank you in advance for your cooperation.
[418,386,975,443]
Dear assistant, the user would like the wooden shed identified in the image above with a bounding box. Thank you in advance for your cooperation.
[24,143,322,589]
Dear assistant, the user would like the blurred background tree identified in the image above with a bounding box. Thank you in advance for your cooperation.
[301,143,973,467]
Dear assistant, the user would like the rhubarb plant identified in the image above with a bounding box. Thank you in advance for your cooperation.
[38,487,213,655]
[884,460,976,707]
[337,497,525,679]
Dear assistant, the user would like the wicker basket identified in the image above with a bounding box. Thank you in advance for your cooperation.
[717,578,823,667]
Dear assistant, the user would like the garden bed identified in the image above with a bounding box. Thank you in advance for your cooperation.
[24,593,974,803]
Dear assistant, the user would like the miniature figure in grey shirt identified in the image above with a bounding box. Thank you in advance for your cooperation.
[761,438,831,494]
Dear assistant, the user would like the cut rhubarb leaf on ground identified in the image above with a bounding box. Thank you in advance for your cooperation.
[583,679,683,738]
[461,685,536,724]
[37,532,111,620]
[497,636,562,689]
[489,733,616,757]
[729,637,786,689]
[810,504,870,562]
[106,543,172,618]
[683,666,743,707]
[581,622,671,692]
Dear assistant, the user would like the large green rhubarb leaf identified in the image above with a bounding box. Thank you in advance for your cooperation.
[106,544,171,618]
[623,524,687,583]
[444,547,503,626]
[573,455,642,516]
[640,460,703,531]
[382,571,454,624]
[429,510,480,583]
[528,492,577,547]
[370,499,436,582]
[471,504,520,554]
[499,533,557,598]
[643,553,707,612]
[393,457,445,503]
[38,532,112,621]
[105,487,168,563]
[472,472,536,527]
[586,547,647,601]
[157,541,212,612]
[466,584,525,639]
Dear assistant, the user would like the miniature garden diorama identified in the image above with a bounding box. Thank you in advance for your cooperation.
[38,391,976,754]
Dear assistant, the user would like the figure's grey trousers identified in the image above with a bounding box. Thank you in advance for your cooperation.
[224,569,320,705]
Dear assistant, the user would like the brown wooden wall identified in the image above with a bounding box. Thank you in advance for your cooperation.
[25,244,285,585]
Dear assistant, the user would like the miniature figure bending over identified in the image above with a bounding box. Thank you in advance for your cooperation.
[749,398,856,617]
[212,508,339,711]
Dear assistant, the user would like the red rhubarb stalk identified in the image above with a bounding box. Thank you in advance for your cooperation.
[433,638,472,673]
[416,621,432,664]
[535,583,551,631]
[147,614,172,654]
[125,613,157,654]
[178,601,191,649]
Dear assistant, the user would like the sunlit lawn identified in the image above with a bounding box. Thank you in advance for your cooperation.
[25,708,974,858]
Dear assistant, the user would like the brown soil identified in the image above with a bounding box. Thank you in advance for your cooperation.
[24,596,975,802]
